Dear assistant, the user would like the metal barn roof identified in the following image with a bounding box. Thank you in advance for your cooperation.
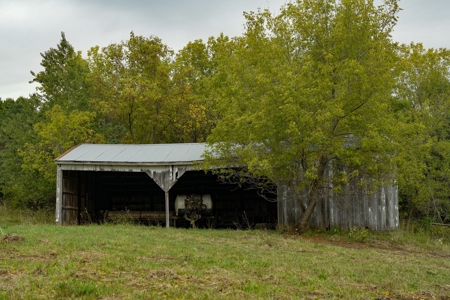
[56,143,206,165]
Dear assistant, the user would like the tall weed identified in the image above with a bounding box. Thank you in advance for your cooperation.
[0,205,54,226]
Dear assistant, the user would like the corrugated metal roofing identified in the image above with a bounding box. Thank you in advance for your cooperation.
[56,143,206,164]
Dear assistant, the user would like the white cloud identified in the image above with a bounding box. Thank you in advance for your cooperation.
[1,0,449,100]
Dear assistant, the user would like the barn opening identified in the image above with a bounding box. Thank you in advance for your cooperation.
[55,144,277,228]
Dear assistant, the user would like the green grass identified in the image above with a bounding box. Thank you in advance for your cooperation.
[0,206,54,226]
[1,207,450,299]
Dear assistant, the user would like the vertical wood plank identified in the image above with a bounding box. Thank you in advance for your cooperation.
[380,187,387,230]
[55,166,63,225]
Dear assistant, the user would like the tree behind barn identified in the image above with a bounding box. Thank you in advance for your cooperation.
[204,0,401,232]
[395,44,450,223]
[30,32,91,113]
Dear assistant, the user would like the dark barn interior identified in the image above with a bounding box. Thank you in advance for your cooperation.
[60,169,277,228]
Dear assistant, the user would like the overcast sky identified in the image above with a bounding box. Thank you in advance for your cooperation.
[1,0,449,100]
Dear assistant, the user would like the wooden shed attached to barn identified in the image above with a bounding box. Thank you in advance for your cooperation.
[277,171,399,231]
[55,143,398,231]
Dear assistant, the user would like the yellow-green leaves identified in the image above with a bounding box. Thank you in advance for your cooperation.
[88,33,218,144]
[208,0,399,175]
[88,34,175,144]
[395,43,450,219]
[20,105,104,182]
[205,0,401,230]
[30,32,91,112]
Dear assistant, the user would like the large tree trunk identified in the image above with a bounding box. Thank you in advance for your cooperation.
[296,182,321,233]
[296,153,329,234]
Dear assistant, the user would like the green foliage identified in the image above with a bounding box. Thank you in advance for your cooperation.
[1,33,105,209]
[204,0,401,232]
[89,33,183,143]
[347,227,371,242]
[88,32,221,144]
[171,39,220,142]
[30,32,91,112]
[0,96,53,209]
[20,104,104,186]
[395,44,450,221]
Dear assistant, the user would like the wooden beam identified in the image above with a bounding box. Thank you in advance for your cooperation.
[165,191,169,228]
[55,166,63,225]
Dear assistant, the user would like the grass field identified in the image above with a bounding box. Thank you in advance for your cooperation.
[0,208,449,299]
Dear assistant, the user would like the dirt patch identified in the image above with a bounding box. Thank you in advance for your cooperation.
[1,234,25,243]
[138,255,180,263]
[376,290,450,300]
[302,234,450,258]
[147,269,179,280]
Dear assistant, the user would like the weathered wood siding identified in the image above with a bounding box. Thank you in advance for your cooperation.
[277,168,399,231]
[60,170,95,225]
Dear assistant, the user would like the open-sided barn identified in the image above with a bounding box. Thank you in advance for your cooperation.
[55,143,398,230]
[54,143,277,228]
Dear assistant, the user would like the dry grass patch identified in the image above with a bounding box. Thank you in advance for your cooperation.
[1,233,25,243]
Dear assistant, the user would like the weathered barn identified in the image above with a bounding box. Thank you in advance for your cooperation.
[55,143,398,231]
[55,143,277,228]
[277,171,399,231]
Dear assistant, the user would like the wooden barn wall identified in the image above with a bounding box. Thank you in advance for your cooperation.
[61,170,95,225]
[277,168,399,231]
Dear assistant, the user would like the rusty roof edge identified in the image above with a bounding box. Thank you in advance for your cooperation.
[54,144,84,162]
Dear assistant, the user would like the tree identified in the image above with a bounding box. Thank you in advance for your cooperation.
[20,105,104,184]
[204,0,401,232]
[395,43,450,223]
[88,33,181,144]
[30,32,91,112]
[171,36,235,142]
[171,40,214,142]
[7,33,100,209]
[0,96,52,209]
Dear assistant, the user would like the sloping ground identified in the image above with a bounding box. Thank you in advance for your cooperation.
[0,225,449,299]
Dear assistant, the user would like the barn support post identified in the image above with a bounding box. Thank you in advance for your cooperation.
[55,165,63,225]
[146,166,187,229]
[165,191,170,228]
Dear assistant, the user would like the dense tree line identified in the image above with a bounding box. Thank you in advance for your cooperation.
[0,0,449,230]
